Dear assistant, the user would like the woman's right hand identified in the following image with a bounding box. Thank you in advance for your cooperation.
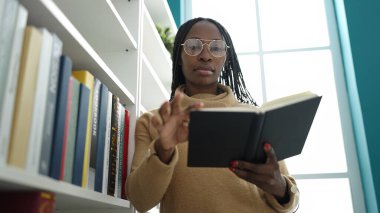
[151,92,203,163]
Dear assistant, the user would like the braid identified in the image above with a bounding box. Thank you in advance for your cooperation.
[171,17,257,106]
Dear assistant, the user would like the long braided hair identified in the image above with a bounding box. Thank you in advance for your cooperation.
[170,17,257,105]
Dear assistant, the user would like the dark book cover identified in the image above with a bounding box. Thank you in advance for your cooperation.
[107,95,119,196]
[49,55,72,180]
[188,92,322,167]
[72,84,90,186]
[0,191,55,213]
[94,83,109,192]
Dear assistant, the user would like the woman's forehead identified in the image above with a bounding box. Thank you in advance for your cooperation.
[186,21,223,40]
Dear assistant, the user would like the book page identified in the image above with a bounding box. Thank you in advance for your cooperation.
[261,91,318,111]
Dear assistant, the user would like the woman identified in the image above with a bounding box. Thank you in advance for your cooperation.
[126,17,299,213]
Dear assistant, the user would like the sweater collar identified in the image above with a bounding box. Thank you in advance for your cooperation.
[176,84,239,108]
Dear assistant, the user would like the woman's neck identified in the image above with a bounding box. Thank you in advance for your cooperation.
[184,84,221,97]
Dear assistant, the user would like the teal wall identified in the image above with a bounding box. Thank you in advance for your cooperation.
[168,0,181,27]
[334,0,380,212]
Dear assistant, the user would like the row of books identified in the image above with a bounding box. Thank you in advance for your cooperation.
[0,0,130,199]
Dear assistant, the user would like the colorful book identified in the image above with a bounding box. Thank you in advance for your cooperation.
[72,70,94,188]
[102,91,113,194]
[0,2,27,166]
[72,83,90,186]
[121,108,130,199]
[117,104,125,198]
[8,26,43,168]
[0,191,55,213]
[107,95,120,196]
[39,33,63,176]
[26,28,53,173]
[50,55,73,180]
[64,77,80,183]
[94,83,109,192]
[88,78,101,190]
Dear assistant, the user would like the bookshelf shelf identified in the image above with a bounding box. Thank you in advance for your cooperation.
[0,167,130,210]
[0,0,176,211]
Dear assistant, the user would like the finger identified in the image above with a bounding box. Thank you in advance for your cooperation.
[264,143,278,164]
[151,115,163,132]
[159,101,171,123]
[171,92,183,115]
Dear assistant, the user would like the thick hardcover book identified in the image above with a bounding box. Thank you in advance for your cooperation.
[188,91,322,167]
[0,2,27,166]
[63,77,80,183]
[102,91,113,194]
[121,108,130,200]
[107,95,119,196]
[26,28,53,173]
[0,191,55,213]
[49,55,73,180]
[8,26,42,168]
[72,70,94,188]
[72,84,90,186]
[39,33,63,176]
[116,103,125,198]
[94,83,109,192]
[88,78,101,190]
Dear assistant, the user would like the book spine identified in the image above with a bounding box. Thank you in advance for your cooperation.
[94,84,109,192]
[39,33,63,176]
[26,28,53,173]
[8,26,42,168]
[63,77,80,183]
[117,105,125,198]
[121,108,130,199]
[50,55,73,180]
[102,91,112,194]
[72,84,90,186]
[107,95,119,196]
[0,2,27,166]
[88,78,101,190]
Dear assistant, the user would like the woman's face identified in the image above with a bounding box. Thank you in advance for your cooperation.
[180,21,227,89]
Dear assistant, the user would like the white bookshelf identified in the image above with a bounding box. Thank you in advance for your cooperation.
[0,0,177,212]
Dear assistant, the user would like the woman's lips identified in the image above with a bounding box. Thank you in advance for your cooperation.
[194,66,214,76]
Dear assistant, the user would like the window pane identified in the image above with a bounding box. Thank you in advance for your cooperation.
[259,0,330,51]
[263,50,347,174]
[192,0,259,53]
[238,55,263,105]
[295,178,353,213]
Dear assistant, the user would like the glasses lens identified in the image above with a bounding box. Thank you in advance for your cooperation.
[209,40,227,57]
[183,39,203,56]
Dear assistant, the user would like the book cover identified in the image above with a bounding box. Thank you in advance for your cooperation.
[39,33,63,176]
[88,78,101,190]
[102,91,113,194]
[107,94,119,196]
[0,2,27,166]
[50,55,73,180]
[0,191,55,213]
[121,108,130,200]
[94,83,109,192]
[26,28,53,173]
[72,70,94,188]
[72,83,90,186]
[188,91,322,167]
[7,26,42,168]
[63,77,80,183]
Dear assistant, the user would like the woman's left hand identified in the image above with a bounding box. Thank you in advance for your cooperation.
[230,143,288,200]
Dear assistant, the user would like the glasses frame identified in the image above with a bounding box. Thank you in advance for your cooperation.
[180,38,230,57]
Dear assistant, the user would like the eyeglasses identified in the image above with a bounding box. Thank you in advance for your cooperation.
[181,38,229,57]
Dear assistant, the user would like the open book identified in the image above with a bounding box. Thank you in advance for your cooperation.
[187,91,322,167]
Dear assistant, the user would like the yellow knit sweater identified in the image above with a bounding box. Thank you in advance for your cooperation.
[126,84,299,213]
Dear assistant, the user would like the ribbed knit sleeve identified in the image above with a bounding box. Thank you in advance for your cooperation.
[126,112,179,212]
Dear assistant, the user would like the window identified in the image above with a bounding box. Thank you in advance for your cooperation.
[191,0,365,212]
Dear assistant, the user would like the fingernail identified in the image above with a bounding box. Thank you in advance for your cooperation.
[230,160,238,168]
[264,143,271,151]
